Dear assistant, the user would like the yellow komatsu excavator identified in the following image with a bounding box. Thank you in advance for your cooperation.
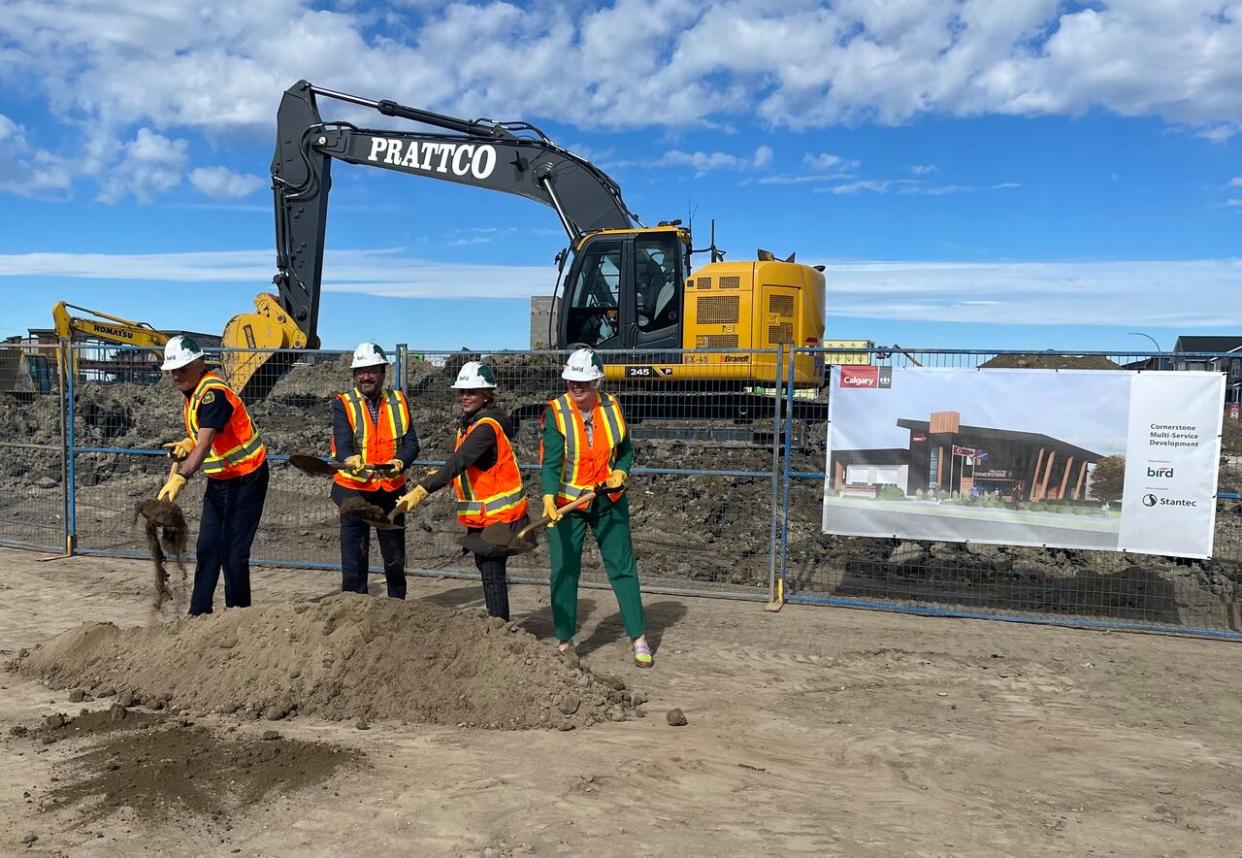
[52,302,169,380]
[225,81,827,419]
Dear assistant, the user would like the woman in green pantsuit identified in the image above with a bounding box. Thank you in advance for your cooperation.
[540,348,652,668]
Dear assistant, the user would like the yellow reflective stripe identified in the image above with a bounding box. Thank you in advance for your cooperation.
[203,434,263,472]
[386,390,409,438]
[552,395,578,488]
[456,487,524,515]
[601,394,626,447]
[345,389,369,454]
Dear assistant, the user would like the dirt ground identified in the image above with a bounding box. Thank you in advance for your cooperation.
[3,548,1242,857]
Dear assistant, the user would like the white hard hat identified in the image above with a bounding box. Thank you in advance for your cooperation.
[451,360,497,389]
[562,348,604,382]
[161,335,205,371]
[351,342,389,369]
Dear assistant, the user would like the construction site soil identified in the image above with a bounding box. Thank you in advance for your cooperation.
[1,353,1240,631]
[3,548,1242,856]
[15,594,634,730]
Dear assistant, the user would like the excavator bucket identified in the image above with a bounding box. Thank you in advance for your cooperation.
[220,293,309,403]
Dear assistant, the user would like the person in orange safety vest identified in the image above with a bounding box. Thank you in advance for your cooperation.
[540,348,651,668]
[330,342,420,598]
[157,335,268,617]
[393,360,529,620]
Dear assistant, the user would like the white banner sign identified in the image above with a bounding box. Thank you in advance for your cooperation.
[823,367,1224,558]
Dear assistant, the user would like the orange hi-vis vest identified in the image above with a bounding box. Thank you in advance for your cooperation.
[546,392,627,506]
[331,388,411,492]
[183,371,266,480]
[453,416,528,527]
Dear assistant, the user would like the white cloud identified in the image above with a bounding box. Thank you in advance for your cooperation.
[97,128,188,204]
[1227,198,1242,207]
[1,249,1240,329]
[0,0,1237,152]
[189,166,265,199]
[817,178,1018,196]
[802,152,860,173]
[911,164,937,175]
[824,258,1242,327]
[1228,177,1242,188]
[653,145,773,176]
[0,114,73,198]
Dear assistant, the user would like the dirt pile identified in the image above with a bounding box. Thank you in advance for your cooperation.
[16,594,634,730]
[979,353,1122,370]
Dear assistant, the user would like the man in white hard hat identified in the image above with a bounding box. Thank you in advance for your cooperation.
[540,348,652,668]
[393,360,528,620]
[330,342,420,598]
[158,335,269,616]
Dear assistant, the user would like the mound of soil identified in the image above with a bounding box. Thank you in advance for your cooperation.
[42,724,357,823]
[980,353,1122,370]
[16,594,631,730]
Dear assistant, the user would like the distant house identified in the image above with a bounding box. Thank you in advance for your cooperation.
[1172,336,1242,406]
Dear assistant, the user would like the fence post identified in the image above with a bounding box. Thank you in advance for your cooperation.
[395,343,408,394]
[62,340,76,555]
[766,344,785,611]
[778,346,797,599]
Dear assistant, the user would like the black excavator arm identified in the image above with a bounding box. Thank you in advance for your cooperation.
[269,80,640,345]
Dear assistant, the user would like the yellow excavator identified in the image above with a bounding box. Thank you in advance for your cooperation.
[52,302,169,381]
[224,81,827,418]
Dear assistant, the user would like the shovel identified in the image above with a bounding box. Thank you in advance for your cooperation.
[287,454,388,477]
[469,490,597,556]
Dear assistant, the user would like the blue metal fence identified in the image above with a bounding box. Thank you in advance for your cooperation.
[2,342,1240,640]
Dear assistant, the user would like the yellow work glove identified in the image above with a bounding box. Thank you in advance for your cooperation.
[393,485,429,515]
[342,454,366,475]
[378,458,404,474]
[542,494,561,528]
[163,437,195,460]
[157,473,187,503]
[603,469,628,490]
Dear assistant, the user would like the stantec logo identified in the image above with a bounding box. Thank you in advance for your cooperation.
[1142,493,1197,508]
[1146,465,1174,478]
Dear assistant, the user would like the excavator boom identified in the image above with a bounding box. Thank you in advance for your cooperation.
[226,80,643,401]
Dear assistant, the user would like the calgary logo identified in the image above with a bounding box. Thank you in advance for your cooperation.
[840,366,879,388]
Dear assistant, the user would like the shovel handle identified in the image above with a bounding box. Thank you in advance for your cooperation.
[517,491,595,539]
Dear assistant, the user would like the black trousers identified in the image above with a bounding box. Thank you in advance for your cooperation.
[332,483,406,599]
[190,461,269,616]
[473,551,511,621]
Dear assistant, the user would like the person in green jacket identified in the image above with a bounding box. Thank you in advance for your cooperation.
[541,348,651,668]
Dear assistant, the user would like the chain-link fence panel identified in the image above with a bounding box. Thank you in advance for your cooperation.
[786,348,1242,637]
[404,348,784,598]
[0,343,65,551]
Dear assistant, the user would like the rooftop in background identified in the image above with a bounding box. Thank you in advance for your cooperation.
[1174,336,1242,354]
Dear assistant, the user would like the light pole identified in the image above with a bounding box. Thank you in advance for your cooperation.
[1128,332,1164,368]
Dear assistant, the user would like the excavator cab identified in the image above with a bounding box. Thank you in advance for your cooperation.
[560,227,689,353]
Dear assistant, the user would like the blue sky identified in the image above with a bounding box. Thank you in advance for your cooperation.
[1,0,1239,354]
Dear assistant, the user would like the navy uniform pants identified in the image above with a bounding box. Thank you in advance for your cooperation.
[190,461,270,616]
[331,483,407,599]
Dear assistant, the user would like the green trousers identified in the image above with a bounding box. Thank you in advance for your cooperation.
[548,494,645,641]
